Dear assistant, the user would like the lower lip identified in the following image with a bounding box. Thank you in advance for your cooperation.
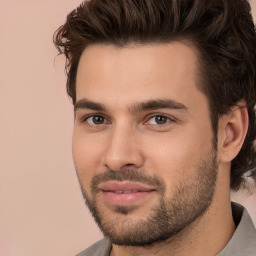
[102,191,155,206]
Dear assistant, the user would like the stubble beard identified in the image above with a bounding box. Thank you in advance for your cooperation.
[77,147,218,246]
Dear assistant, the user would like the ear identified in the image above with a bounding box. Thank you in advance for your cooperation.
[218,103,248,163]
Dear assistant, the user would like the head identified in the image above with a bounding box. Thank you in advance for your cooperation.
[54,0,256,246]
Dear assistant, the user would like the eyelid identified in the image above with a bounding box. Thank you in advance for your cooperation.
[80,113,110,124]
[144,114,176,125]
[87,116,107,125]
[77,112,177,127]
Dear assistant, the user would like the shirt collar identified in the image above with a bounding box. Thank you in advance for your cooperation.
[218,202,256,256]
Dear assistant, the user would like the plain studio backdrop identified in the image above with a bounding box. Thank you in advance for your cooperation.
[0,1,256,255]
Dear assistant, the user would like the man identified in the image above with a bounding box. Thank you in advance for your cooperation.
[54,0,256,255]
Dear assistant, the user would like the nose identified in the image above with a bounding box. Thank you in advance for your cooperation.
[103,125,144,171]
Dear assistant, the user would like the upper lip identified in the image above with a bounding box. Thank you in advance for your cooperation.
[98,181,156,192]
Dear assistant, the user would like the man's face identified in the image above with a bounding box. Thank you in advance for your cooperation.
[73,42,218,245]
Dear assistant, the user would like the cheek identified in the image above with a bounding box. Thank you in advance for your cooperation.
[143,137,192,183]
[142,128,213,190]
[72,130,104,187]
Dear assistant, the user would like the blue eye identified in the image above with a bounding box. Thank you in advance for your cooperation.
[147,115,170,125]
[86,115,106,125]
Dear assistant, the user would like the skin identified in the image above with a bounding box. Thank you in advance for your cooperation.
[73,42,248,256]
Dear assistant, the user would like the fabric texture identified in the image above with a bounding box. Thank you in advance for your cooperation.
[76,202,256,256]
[218,202,256,256]
[75,238,111,256]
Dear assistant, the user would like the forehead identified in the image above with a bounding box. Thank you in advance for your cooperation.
[76,42,206,111]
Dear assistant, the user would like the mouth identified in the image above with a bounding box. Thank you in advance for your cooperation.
[98,181,156,206]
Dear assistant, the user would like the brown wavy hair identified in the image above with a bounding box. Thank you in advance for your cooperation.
[53,0,256,190]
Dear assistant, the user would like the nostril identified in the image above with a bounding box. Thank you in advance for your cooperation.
[124,163,135,168]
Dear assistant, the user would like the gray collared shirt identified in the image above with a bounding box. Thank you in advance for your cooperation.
[218,202,256,256]
[76,202,256,256]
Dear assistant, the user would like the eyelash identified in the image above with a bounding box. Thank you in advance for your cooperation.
[145,115,175,126]
[80,114,176,128]
[81,114,109,125]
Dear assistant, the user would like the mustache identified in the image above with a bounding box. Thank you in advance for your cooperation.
[91,169,166,193]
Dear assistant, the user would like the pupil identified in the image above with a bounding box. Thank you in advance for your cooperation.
[93,116,104,124]
[156,116,167,124]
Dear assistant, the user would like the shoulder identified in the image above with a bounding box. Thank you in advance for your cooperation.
[218,202,256,256]
[75,238,112,256]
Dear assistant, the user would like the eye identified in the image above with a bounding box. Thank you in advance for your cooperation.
[147,115,171,125]
[86,115,107,125]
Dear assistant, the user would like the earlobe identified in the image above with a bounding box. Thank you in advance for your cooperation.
[219,105,248,163]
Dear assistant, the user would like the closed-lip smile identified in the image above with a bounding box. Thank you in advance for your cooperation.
[98,181,156,206]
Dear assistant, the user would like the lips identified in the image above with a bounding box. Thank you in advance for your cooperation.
[112,190,143,193]
[98,181,156,206]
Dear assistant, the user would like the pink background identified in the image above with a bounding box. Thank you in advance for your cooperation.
[0,1,255,255]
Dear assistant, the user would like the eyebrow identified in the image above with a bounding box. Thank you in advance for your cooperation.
[74,98,188,113]
[130,99,188,113]
[74,99,106,111]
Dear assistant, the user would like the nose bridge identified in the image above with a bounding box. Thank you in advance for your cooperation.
[103,121,144,171]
